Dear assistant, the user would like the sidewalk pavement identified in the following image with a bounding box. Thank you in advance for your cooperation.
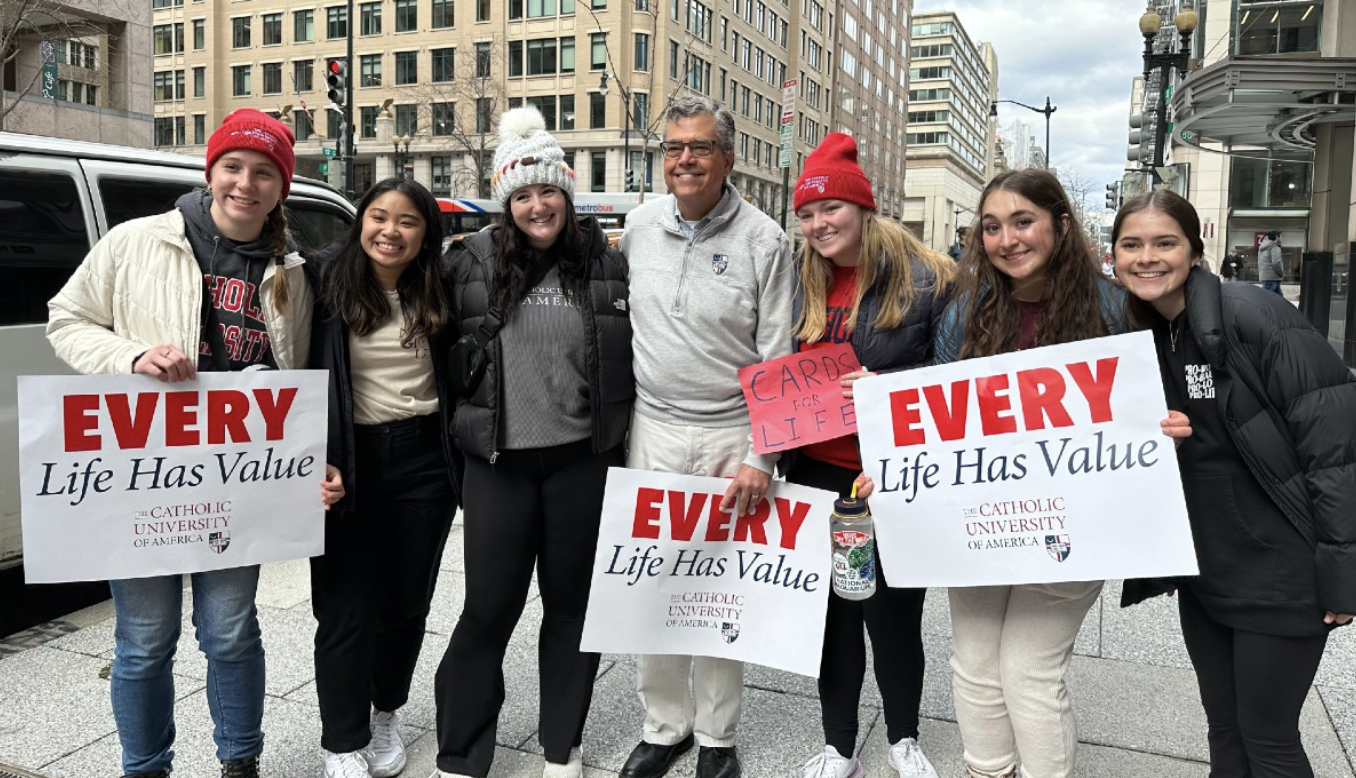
[3,523,1356,778]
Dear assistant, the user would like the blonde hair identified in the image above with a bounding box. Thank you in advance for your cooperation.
[796,211,954,343]
[265,205,292,310]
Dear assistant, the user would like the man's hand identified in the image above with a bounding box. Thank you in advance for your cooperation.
[321,464,345,511]
[720,464,772,516]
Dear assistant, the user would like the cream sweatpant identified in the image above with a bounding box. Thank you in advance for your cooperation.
[949,581,1103,778]
[627,410,752,747]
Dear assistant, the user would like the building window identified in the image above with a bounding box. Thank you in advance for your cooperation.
[476,97,491,132]
[431,156,452,196]
[476,0,491,22]
[432,47,456,81]
[232,64,251,96]
[360,54,382,87]
[395,0,417,31]
[232,17,251,48]
[508,40,523,77]
[632,91,649,129]
[590,91,606,128]
[262,13,282,45]
[634,33,650,72]
[360,2,381,35]
[524,95,557,129]
[326,6,348,39]
[395,104,418,136]
[361,105,379,138]
[294,109,315,140]
[591,151,606,192]
[560,94,575,129]
[561,37,575,72]
[193,19,205,50]
[1235,1,1323,56]
[475,42,491,77]
[154,117,186,147]
[590,33,607,70]
[193,66,205,97]
[433,102,456,135]
[193,114,206,144]
[432,0,455,28]
[294,9,314,42]
[395,51,418,84]
[262,62,282,94]
[154,71,174,102]
[527,38,558,75]
[328,110,342,140]
[294,60,314,92]
[669,39,679,78]
[1228,157,1313,209]
[154,23,184,55]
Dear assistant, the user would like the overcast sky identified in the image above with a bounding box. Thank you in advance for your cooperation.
[914,0,1148,197]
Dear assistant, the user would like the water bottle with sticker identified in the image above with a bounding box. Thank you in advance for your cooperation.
[830,483,876,600]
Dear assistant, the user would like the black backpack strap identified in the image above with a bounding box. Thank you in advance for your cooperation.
[473,253,557,347]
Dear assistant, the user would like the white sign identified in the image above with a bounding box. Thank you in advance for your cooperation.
[18,371,330,583]
[855,332,1196,587]
[581,468,837,677]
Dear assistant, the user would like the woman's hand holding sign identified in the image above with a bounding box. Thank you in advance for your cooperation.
[135,343,197,383]
[840,367,876,400]
[321,464,345,511]
[1160,410,1192,449]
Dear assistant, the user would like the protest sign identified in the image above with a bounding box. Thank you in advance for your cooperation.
[854,331,1196,587]
[739,343,862,454]
[18,371,329,583]
[581,468,837,677]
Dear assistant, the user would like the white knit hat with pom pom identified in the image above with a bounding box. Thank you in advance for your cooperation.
[490,106,576,205]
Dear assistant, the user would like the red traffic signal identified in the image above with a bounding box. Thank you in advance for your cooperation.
[326,60,348,107]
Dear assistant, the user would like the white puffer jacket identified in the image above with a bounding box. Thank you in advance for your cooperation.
[47,208,312,375]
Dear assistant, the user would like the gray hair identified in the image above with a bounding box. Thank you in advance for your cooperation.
[664,95,736,153]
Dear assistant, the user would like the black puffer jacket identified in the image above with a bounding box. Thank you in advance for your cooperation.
[307,253,464,511]
[447,217,633,460]
[1123,268,1356,618]
[791,254,948,371]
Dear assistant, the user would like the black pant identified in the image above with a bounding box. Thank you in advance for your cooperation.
[311,414,455,753]
[434,440,623,776]
[1178,586,1328,778]
[787,455,928,758]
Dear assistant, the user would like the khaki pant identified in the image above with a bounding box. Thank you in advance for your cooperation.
[949,581,1102,778]
[627,410,752,747]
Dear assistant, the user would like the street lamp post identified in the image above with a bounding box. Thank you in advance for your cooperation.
[392,134,412,181]
[599,72,633,192]
[991,97,1056,169]
[1138,2,1198,185]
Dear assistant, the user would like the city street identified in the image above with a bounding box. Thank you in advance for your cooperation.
[3,521,1356,778]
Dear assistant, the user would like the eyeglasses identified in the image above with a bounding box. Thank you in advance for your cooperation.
[659,139,721,159]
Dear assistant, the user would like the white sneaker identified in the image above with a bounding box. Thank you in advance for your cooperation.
[887,738,938,778]
[802,745,863,778]
[542,747,583,778]
[367,710,407,778]
[323,749,371,778]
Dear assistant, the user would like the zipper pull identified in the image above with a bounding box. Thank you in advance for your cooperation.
[490,451,500,465]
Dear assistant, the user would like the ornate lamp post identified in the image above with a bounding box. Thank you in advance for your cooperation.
[392,134,412,181]
[990,97,1056,169]
[1139,2,1197,184]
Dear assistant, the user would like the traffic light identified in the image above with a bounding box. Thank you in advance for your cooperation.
[326,60,348,111]
[624,168,636,192]
[1127,111,1146,167]
[1105,181,1122,210]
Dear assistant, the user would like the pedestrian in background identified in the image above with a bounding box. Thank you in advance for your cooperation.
[788,133,951,778]
[308,177,459,778]
[46,109,344,778]
[616,95,795,778]
[933,168,1125,778]
[1115,190,1356,778]
[1258,230,1284,294]
[1219,252,1239,282]
[431,106,633,778]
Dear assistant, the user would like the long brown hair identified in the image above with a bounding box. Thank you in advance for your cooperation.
[956,169,1109,358]
[796,209,954,342]
[265,205,292,310]
[1111,189,1205,330]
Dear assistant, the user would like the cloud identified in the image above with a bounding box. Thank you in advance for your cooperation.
[913,0,1146,190]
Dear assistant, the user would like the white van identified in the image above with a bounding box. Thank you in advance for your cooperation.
[0,131,356,575]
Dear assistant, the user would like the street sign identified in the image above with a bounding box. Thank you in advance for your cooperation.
[323,147,337,158]
[318,161,329,175]
[780,79,797,169]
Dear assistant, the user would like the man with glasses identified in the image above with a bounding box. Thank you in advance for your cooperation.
[617,96,795,778]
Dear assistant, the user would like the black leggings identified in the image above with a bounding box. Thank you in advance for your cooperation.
[787,455,927,758]
[311,414,455,753]
[434,439,624,777]
[1178,586,1328,778]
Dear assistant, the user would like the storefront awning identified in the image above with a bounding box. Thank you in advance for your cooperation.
[1171,56,1356,159]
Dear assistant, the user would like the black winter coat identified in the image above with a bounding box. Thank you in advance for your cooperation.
[307,255,464,512]
[1123,268,1356,621]
[447,217,634,460]
[791,255,948,371]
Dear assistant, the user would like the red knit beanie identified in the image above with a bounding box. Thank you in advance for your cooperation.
[794,133,876,213]
[206,109,297,197]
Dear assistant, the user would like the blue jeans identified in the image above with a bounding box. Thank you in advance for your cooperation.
[1262,280,1283,294]
[111,565,265,774]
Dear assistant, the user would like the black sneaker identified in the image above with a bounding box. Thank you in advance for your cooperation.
[122,771,171,778]
[221,756,261,778]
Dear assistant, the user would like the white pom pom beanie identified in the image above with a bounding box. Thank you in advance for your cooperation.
[490,106,576,205]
